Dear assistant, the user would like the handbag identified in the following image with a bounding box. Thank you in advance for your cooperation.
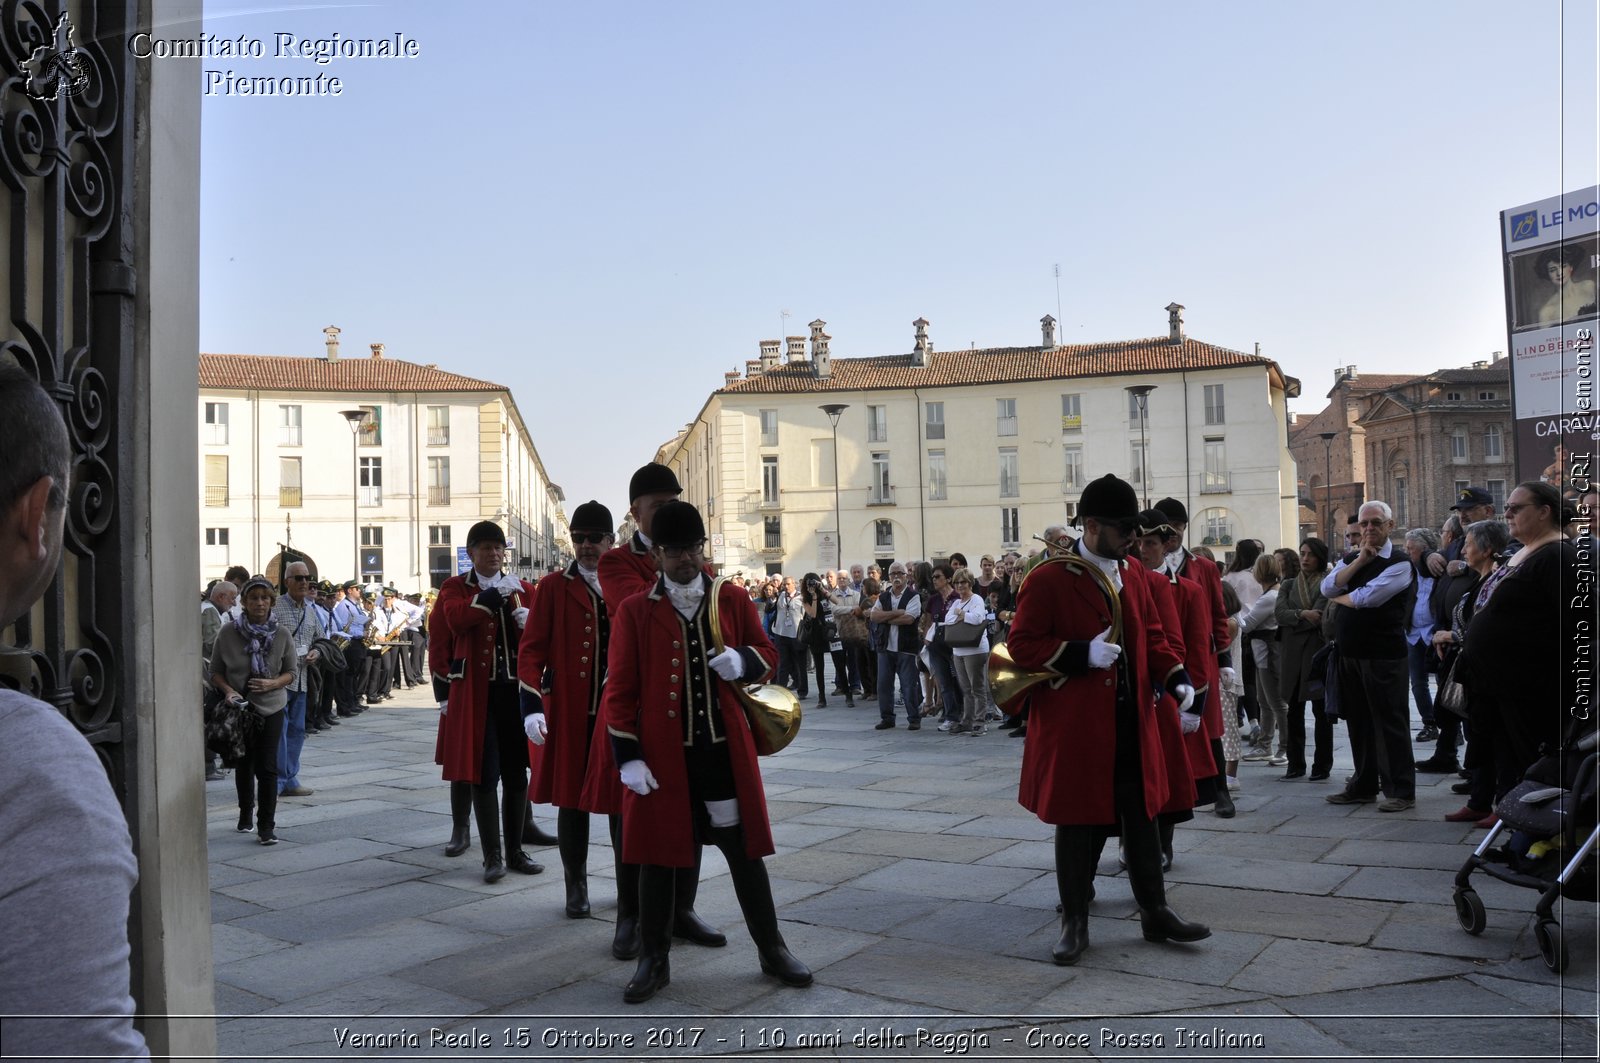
[943,621,986,649]
[1436,654,1468,719]
[204,689,261,765]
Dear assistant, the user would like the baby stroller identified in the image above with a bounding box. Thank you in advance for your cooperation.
[1452,726,1599,972]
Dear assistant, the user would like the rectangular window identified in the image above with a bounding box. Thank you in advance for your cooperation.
[1446,390,1463,401]
[1128,390,1144,427]
[429,524,451,546]
[278,404,301,446]
[762,455,780,506]
[1202,439,1229,492]
[1479,390,1498,401]
[996,398,1018,437]
[928,450,947,500]
[278,457,302,508]
[759,409,778,446]
[358,405,382,446]
[812,439,835,487]
[1487,480,1507,508]
[359,456,383,506]
[1203,509,1232,545]
[1130,441,1146,486]
[1204,384,1226,425]
[203,401,228,445]
[428,456,451,505]
[870,452,892,504]
[764,516,782,549]
[1061,393,1082,432]
[1450,427,1468,461]
[1394,476,1408,526]
[1484,424,1504,462]
[875,519,894,550]
[999,447,1019,497]
[204,454,228,507]
[867,405,888,443]
[1063,444,1084,492]
[427,405,450,446]
[1000,507,1020,549]
[205,527,229,547]
[925,401,945,440]
[360,526,383,583]
[428,547,453,588]
[1454,479,1470,499]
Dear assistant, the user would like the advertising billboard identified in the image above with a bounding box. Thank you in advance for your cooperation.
[1501,185,1600,497]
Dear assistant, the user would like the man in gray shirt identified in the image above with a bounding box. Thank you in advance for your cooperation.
[272,560,324,797]
[0,365,148,1059]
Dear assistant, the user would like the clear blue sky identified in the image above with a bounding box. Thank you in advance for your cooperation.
[199,0,1600,517]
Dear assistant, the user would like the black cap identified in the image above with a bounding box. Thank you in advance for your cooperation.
[1450,486,1494,510]
[570,499,614,533]
[628,462,682,502]
[466,520,507,547]
[650,500,706,549]
[1153,497,1189,525]
[1079,474,1140,522]
[1137,508,1176,537]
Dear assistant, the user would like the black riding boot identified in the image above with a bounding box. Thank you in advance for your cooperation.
[609,815,641,959]
[1158,817,1176,872]
[503,784,543,875]
[673,844,726,947]
[709,827,811,987]
[474,785,504,883]
[1052,826,1097,965]
[557,806,590,917]
[1123,814,1209,945]
[1210,739,1236,819]
[623,864,674,1003]
[445,781,472,857]
[524,797,559,846]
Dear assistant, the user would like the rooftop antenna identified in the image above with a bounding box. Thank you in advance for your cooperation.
[1053,263,1063,329]
[780,308,791,342]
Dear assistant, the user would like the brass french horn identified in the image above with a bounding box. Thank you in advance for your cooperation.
[987,550,1123,709]
[707,576,802,755]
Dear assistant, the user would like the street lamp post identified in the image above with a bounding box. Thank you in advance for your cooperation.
[819,404,849,569]
[1318,431,1337,546]
[340,409,370,580]
[1125,385,1156,510]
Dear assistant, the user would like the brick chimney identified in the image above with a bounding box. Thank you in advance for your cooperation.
[1165,302,1185,345]
[814,331,832,379]
[323,325,341,361]
[1040,314,1056,348]
[759,339,780,373]
[912,317,930,367]
[785,336,806,363]
[745,359,762,378]
[724,369,741,387]
[370,342,385,359]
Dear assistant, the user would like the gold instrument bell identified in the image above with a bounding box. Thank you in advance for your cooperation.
[987,552,1123,710]
[706,576,802,755]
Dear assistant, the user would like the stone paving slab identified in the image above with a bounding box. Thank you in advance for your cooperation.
[1224,937,1472,997]
[214,854,429,910]
[822,827,1017,863]
[219,835,409,875]
[780,885,944,935]
[1319,837,1474,871]
[1162,853,1358,895]
[846,857,1043,903]
[1025,966,1261,1016]
[231,880,485,944]
[763,847,898,885]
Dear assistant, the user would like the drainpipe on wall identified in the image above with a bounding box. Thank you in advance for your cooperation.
[913,385,927,560]
[1180,372,1192,543]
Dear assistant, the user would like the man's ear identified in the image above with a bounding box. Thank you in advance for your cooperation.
[10,477,55,561]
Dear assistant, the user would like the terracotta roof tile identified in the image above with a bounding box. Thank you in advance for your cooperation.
[719,337,1273,394]
[199,353,505,393]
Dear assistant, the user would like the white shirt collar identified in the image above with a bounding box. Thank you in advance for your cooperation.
[1078,538,1124,592]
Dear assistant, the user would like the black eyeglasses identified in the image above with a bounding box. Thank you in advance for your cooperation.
[287,574,311,581]
[662,540,706,559]
[571,532,608,545]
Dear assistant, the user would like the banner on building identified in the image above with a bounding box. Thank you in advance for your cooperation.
[1501,186,1600,497]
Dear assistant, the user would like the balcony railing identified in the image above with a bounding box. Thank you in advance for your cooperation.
[279,427,301,446]
[761,542,784,555]
[359,486,382,506]
[428,485,451,505]
[868,486,896,506]
[759,495,781,510]
[278,487,302,508]
[204,484,228,507]
[427,428,449,446]
[1062,476,1083,494]
[1200,472,1232,494]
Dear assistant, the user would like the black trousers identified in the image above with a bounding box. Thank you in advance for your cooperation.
[337,640,367,713]
[235,710,286,833]
[1285,698,1333,775]
[1340,656,1415,800]
[479,679,530,787]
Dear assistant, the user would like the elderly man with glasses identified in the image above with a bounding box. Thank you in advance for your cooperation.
[272,562,324,797]
[867,562,923,730]
[1322,501,1418,813]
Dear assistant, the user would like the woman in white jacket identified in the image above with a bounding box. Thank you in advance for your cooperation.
[1237,555,1286,766]
[943,569,992,736]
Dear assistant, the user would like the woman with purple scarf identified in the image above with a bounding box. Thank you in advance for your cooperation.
[209,576,298,844]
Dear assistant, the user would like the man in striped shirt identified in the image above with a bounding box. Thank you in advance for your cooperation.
[273,561,325,797]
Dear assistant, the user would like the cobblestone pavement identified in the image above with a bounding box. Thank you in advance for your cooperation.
[208,683,1598,1061]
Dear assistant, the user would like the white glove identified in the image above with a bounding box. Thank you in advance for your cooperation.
[523,712,547,745]
[709,647,744,681]
[438,699,448,715]
[1179,710,1203,734]
[512,606,530,628]
[1219,666,1237,689]
[619,759,658,796]
[499,573,523,596]
[1086,628,1122,670]
[1172,682,1196,714]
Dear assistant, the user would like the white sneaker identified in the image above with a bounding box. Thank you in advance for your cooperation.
[1241,748,1272,762]
[1226,776,1241,793]
[937,720,952,732]
[1267,753,1289,767]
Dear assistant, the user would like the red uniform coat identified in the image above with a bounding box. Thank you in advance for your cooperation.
[1177,548,1230,655]
[1133,565,1203,809]
[516,563,624,813]
[1008,547,1184,825]
[430,598,454,767]
[434,570,537,784]
[601,579,778,867]
[597,534,658,610]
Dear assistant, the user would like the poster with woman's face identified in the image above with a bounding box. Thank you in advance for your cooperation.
[1510,234,1600,333]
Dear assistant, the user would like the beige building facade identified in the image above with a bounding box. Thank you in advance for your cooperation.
[199,334,569,589]
[662,308,1301,574]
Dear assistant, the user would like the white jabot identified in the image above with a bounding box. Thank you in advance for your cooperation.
[1078,539,1125,592]
[1162,546,1184,578]
[664,573,706,618]
[637,531,654,549]
[577,563,602,597]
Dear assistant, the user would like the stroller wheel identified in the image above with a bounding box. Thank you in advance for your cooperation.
[1535,919,1568,973]
[1453,889,1486,935]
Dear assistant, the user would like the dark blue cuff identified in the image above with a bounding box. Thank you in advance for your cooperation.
[1187,688,1207,718]
[610,734,642,766]
[519,687,544,718]
[475,586,504,610]
[1061,640,1091,674]
[431,676,451,703]
[735,646,768,683]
